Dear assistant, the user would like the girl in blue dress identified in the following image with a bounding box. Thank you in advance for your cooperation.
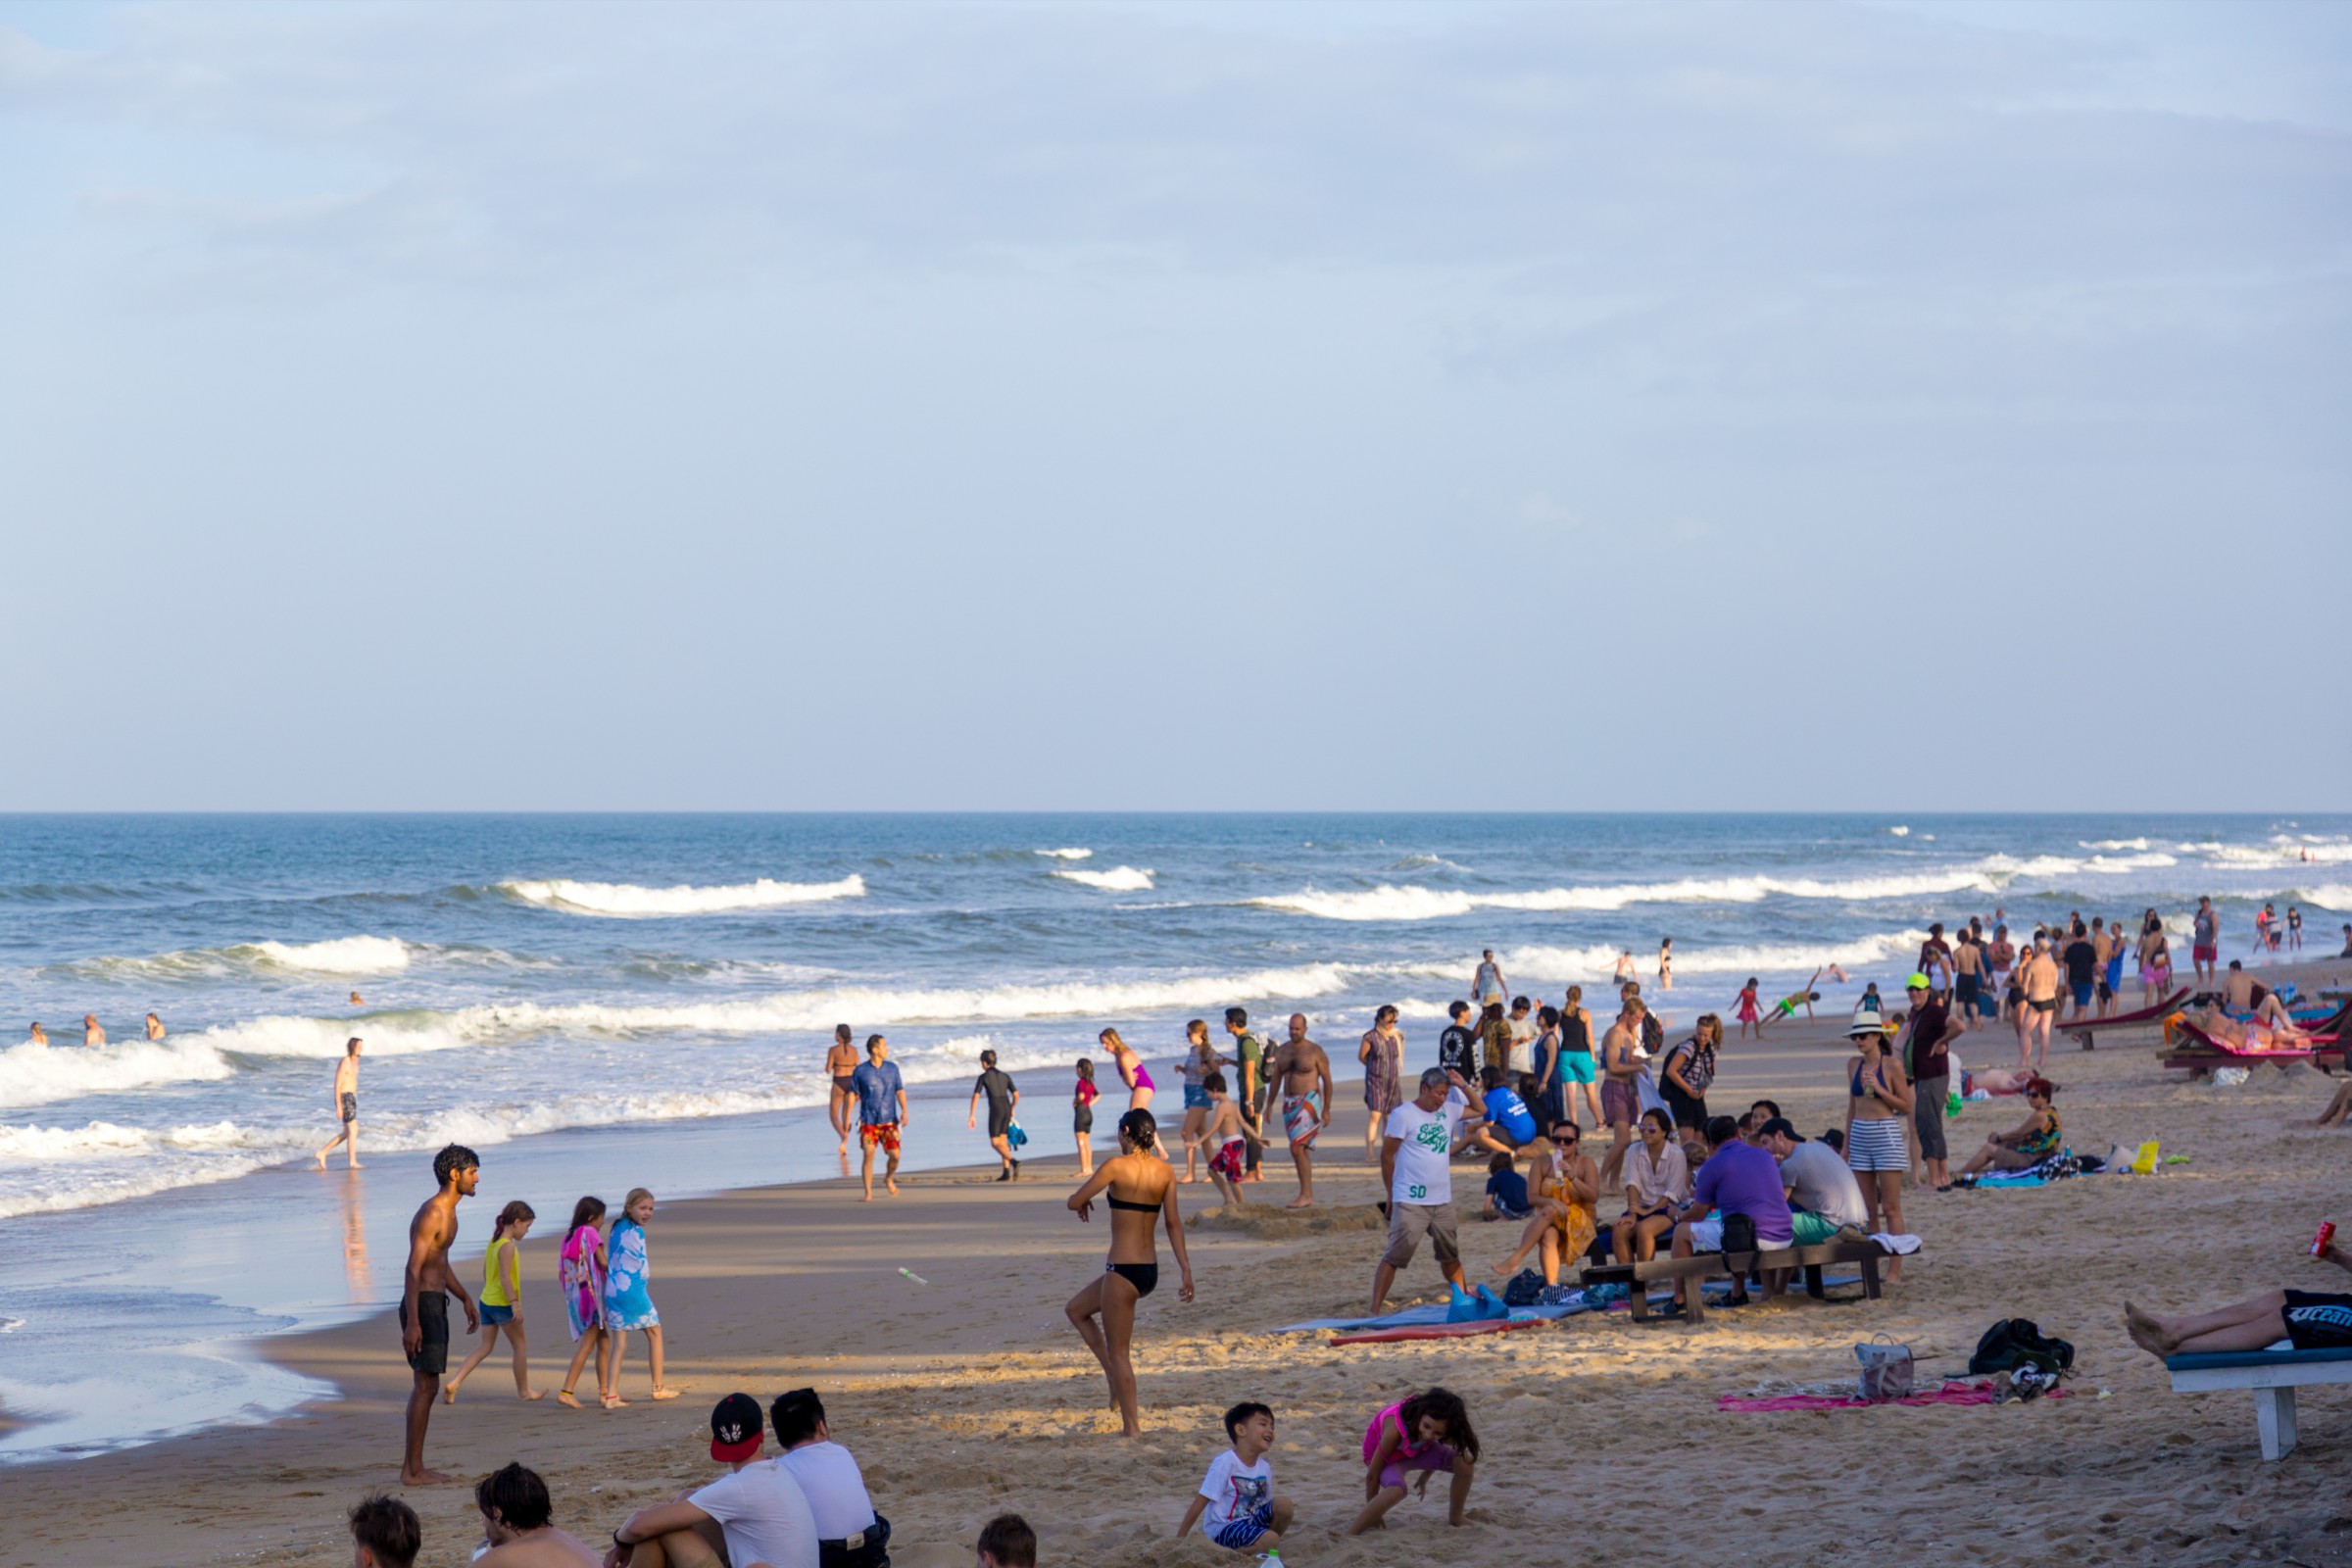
[600,1187,678,1403]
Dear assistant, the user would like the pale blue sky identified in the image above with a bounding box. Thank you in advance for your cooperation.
[3,1,2345,810]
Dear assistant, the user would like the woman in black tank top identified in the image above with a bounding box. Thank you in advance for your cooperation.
[1064,1108,1195,1437]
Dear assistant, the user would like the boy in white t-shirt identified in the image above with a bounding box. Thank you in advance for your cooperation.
[1176,1400,1292,1553]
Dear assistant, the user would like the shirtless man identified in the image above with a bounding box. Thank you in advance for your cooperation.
[317,1038,365,1169]
[1266,1013,1332,1209]
[2015,938,2062,1071]
[400,1144,480,1485]
[2220,960,2268,1015]
[1952,931,1986,1029]
[2190,896,2220,986]
[823,1023,859,1154]
[82,1013,106,1047]
[145,1011,166,1040]
[25,1022,46,1047]
[473,1463,598,1566]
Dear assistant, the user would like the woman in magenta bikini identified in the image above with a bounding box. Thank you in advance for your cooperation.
[1100,1027,1154,1114]
[1348,1387,1480,1535]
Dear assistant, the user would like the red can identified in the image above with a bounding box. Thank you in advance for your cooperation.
[2314,1221,2337,1257]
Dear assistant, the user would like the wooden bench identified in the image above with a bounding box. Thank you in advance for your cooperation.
[2167,1346,2352,1459]
[1579,1238,1890,1325]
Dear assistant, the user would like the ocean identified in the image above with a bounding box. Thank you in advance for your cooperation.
[0,811,2344,1458]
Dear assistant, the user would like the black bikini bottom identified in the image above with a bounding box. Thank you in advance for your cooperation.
[1104,1261,1158,1298]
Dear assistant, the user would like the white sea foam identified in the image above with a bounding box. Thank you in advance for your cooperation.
[499,875,866,916]
[2299,885,2352,912]
[1250,868,2001,922]
[1502,930,1931,983]
[0,1038,238,1111]
[1887,825,1910,837]
[1052,865,1155,892]
[2081,838,2153,852]
[1035,848,1094,860]
[248,936,413,974]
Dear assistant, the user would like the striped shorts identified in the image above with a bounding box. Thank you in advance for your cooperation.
[1845,1117,1908,1172]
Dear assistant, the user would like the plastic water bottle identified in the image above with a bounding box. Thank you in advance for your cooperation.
[2313,1221,2336,1258]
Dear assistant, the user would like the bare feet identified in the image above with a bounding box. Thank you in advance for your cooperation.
[399,1466,454,1486]
[1285,1196,1314,1209]
[2126,1317,2171,1357]
[650,1387,680,1400]
[602,1393,629,1407]
[442,1384,461,1404]
[885,1176,900,1197]
[1178,1175,1198,1184]
[522,1389,547,1401]
[557,1389,581,1408]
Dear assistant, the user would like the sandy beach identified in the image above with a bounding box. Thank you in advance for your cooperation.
[4,954,2347,1567]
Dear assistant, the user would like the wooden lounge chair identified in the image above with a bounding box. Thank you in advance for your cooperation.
[2065,987,2191,1050]
[2159,1017,2336,1076]
[2167,1345,2352,1459]
[1577,1237,1891,1326]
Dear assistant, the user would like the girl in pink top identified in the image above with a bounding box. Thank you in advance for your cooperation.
[1348,1387,1480,1536]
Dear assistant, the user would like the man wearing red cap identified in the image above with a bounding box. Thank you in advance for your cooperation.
[605,1393,817,1568]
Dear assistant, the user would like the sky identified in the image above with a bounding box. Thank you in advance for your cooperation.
[2,0,2346,812]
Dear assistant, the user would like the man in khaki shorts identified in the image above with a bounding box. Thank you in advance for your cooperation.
[1368,1066,1483,1313]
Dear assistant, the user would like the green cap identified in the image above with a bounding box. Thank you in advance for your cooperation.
[1906,972,1931,991]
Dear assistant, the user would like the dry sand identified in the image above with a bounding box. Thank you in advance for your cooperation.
[8,957,2352,1568]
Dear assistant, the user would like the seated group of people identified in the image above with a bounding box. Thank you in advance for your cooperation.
[343,1390,1039,1568]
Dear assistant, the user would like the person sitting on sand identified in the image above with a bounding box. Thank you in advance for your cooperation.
[1665,1114,1795,1309]
[1198,1071,1262,1209]
[472,1463,597,1567]
[977,1514,1037,1568]
[1613,1109,1690,1265]
[1464,1063,1540,1154]
[1177,1400,1294,1554]
[769,1388,889,1567]
[2127,1235,2352,1360]
[1348,1387,1480,1536]
[1957,1077,2062,1179]
[348,1494,420,1568]
[1481,1151,1531,1221]
[1489,1119,1600,1285]
[2315,1076,2352,1128]
[611,1394,818,1568]
[1065,1108,1195,1438]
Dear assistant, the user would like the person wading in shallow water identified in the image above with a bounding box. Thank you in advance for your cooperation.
[317,1037,365,1170]
[401,1143,480,1486]
[1063,1108,1194,1438]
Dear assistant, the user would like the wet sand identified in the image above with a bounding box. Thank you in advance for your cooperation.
[9,956,2352,1567]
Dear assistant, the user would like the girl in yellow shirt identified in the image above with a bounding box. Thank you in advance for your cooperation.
[445,1200,544,1402]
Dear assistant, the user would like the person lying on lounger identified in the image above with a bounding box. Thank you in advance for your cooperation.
[2127,1239,2352,1358]
[1956,1078,2060,1177]
[2195,1003,2314,1049]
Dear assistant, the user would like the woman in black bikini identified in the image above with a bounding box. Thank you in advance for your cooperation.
[1063,1108,1195,1437]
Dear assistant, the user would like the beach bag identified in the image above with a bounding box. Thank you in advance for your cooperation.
[1968,1317,2075,1377]
[1855,1337,1915,1403]
[1503,1269,1547,1307]
[1718,1210,1758,1259]
[1005,1120,1029,1150]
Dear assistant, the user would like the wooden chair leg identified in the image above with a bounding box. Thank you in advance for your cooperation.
[1804,1263,1826,1299]
[1861,1252,1883,1300]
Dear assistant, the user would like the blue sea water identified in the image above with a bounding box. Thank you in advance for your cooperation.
[0,811,2344,1458]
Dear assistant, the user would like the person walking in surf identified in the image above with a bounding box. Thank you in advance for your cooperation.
[316,1038,365,1170]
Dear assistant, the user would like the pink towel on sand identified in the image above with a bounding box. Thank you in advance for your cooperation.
[1719,1380,2069,1412]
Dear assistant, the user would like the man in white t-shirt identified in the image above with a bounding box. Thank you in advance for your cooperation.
[1368,1066,1482,1313]
[606,1393,818,1568]
[768,1388,889,1566]
[1505,996,1537,1077]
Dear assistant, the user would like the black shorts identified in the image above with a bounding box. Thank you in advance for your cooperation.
[1956,975,1980,1005]
[986,1105,1013,1139]
[1074,1103,1094,1134]
[400,1292,450,1376]
[1661,1083,1708,1132]
[2281,1291,2352,1350]
[340,1092,358,1123]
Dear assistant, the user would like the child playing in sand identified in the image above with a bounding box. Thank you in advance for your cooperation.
[1177,1400,1292,1553]
[444,1200,544,1403]
[1198,1071,1261,1208]
[1481,1152,1531,1221]
[1348,1387,1480,1535]
[976,1514,1037,1568]
[600,1188,679,1405]
[555,1196,608,1409]
[1073,1056,1100,1176]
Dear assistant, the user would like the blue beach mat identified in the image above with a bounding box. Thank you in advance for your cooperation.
[1279,1275,1867,1334]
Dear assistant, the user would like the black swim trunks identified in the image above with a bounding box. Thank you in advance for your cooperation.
[400,1291,451,1375]
[2281,1291,2352,1350]
[340,1092,358,1123]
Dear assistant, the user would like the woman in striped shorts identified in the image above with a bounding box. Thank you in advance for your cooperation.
[1842,1007,1913,1281]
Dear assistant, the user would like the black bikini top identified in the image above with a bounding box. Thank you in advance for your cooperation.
[1105,1191,1158,1213]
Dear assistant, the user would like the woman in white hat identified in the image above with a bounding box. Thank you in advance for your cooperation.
[1841,1000,1913,1279]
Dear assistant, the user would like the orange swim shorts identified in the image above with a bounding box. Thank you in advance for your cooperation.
[860,1122,902,1155]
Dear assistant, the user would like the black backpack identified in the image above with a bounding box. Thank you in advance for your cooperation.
[1502,1268,1546,1307]
[1968,1317,2075,1377]
[1718,1210,1758,1260]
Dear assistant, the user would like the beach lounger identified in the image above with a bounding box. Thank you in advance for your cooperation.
[1577,1238,1890,1326]
[2166,1345,2352,1460]
[2159,1018,2336,1075]
[2064,988,2190,1050]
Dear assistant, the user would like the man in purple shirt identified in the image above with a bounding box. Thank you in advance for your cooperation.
[1667,1115,1796,1309]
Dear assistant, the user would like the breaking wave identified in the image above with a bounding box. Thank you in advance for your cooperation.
[497,875,866,916]
[1052,865,1155,892]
